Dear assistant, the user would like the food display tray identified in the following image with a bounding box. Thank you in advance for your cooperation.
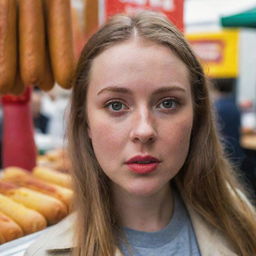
[0,228,50,256]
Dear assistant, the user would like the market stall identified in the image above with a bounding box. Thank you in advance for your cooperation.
[220,6,256,151]
[186,20,256,193]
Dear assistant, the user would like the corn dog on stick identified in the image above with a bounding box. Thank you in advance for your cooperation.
[0,211,23,244]
[33,166,72,189]
[40,45,55,91]
[0,180,68,225]
[44,0,75,89]
[39,0,55,91]
[0,194,46,235]
[3,167,73,209]
[19,0,46,86]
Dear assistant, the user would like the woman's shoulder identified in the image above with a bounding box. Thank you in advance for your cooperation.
[24,213,76,256]
[187,204,238,256]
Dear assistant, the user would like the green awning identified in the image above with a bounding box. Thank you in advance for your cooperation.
[221,7,256,28]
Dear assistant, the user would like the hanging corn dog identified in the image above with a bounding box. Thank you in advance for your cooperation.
[0,180,68,225]
[39,0,55,91]
[3,167,73,209]
[71,6,85,60]
[40,45,55,91]
[0,211,23,244]
[44,0,75,89]
[84,0,99,37]
[19,0,46,86]
[0,193,46,235]
[0,0,17,94]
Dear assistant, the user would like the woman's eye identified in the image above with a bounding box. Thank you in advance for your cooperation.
[106,101,127,112]
[157,98,178,109]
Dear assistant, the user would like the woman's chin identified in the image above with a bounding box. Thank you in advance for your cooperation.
[124,182,169,198]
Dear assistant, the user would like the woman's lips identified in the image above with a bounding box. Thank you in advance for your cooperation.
[126,162,159,174]
[125,155,160,174]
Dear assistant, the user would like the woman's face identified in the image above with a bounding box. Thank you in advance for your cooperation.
[86,38,193,197]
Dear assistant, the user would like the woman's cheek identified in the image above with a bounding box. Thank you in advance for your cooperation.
[163,118,193,153]
[90,120,127,152]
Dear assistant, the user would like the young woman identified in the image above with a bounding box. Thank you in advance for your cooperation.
[25,11,256,256]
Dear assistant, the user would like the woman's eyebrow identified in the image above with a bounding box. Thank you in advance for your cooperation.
[97,86,132,95]
[152,86,187,96]
[97,85,187,96]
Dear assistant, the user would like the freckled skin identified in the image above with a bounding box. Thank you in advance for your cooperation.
[87,38,193,198]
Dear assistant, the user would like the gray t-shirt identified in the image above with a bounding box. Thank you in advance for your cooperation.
[119,191,201,256]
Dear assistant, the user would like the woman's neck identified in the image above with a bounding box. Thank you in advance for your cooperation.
[113,184,174,232]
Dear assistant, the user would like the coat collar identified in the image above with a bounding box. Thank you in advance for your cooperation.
[186,204,238,256]
[44,213,76,251]
[46,205,238,256]
[45,213,122,256]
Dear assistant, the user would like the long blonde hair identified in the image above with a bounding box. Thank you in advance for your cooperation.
[68,11,256,256]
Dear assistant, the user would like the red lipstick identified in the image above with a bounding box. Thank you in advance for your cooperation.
[125,155,160,174]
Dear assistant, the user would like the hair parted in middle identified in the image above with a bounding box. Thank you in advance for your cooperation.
[68,10,256,256]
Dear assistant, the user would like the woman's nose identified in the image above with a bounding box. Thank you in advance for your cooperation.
[129,109,157,144]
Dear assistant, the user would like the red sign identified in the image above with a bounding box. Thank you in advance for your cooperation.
[102,0,184,31]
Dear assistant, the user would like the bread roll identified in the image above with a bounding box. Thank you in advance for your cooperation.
[0,232,4,245]
[3,167,73,209]
[0,180,68,225]
[44,0,75,89]
[37,149,71,173]
[44,148,67,162]
[0,193,46,235]
[33,166,72,188]
[0,0,17,93]
[19,0,46,85]
[0,211,23,244]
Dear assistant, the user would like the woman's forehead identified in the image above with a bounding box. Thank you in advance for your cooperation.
[88,38,190,93]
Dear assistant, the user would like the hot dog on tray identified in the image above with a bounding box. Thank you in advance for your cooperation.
[0,211,23,244]
[0,180,68,225]
[33,166,72,189]
[3,167,73,209]
[0,193,46,235]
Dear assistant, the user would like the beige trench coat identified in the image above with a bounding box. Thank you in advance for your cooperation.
[24,204,238,256]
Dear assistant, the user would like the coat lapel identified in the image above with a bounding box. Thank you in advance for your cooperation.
[45,213,76,252]
[187,205,238,256]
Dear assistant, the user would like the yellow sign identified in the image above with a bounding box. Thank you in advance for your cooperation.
[186,30,239,78]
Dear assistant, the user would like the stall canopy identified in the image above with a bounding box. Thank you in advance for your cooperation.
[221,7,256,28]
